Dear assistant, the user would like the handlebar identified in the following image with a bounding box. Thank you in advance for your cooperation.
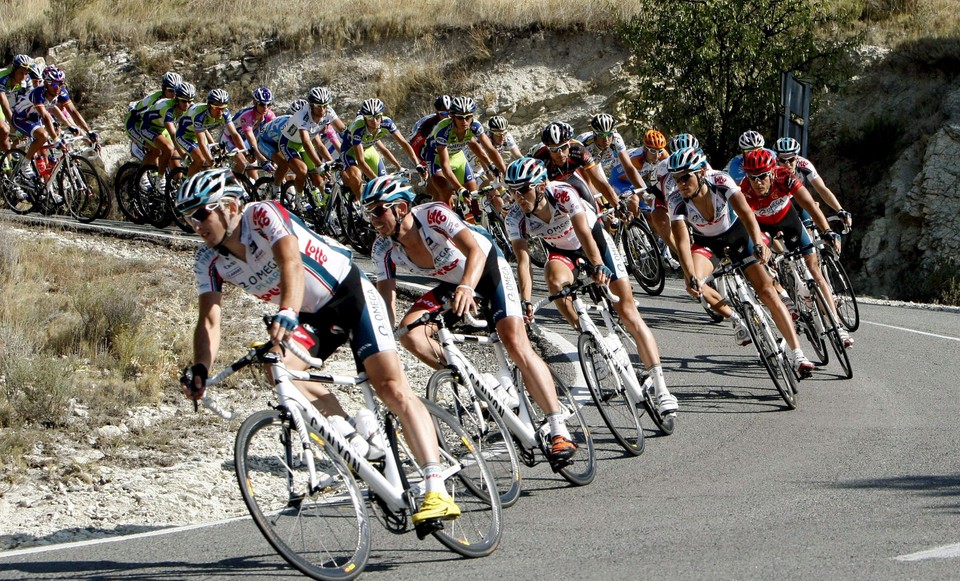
[394,298,488,339]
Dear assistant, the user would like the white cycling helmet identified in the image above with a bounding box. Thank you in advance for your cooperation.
[738,130,765,151]
[590,113,616,134]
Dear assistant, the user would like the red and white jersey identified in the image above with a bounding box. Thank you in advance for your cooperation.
[739,166,803,225]
[194,201,353,312]
[791,155,820,185]
[371,202,493,283]
[666,171,742,238]
[504,181,598,251]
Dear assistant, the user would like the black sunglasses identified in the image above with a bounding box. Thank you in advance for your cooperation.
[672,172,696,183]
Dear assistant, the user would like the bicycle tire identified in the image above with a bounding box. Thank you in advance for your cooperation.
[0,149,36,214]
[797,306,829,366]
[813,283,853,379]
[624,220,665,296]
[426,368,523,508]
[388,398,503,558]
[112,161,142,222]
[235,408,370,581]
[345,198,376,256]
[516,368,596,486]
[741,302,798,409]
[526,236,548,268]
[821,252,859,332]
[251,176,277,202]
[59,156,107,223]
[164,167,193,233]
[578,333,645,455]
[484,213,515,262]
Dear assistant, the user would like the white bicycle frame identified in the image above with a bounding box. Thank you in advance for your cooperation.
[202,340,463,515]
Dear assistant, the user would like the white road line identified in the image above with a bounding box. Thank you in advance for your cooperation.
[895,542,960,561]
[860,320,960,342]
[0,516,248,559]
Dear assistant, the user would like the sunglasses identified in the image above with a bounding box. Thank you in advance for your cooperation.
[177,98,194,104]
[453,114,473,120]
[747,172,773,182]
[597,131,614,138]
[509,184,534,196]
[547,142,570,153]
[647,148,665,155]
[363,114,382,121]
[184,202,220,224]
[672,172,696,183]
[491,130,506,136]
[777,156,797,163]
[363,203,395,221]
[210,105,227,112]
[258,102,273,107]
[47,82,63,89]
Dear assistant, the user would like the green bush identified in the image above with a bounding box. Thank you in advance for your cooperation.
[71,281,144,354]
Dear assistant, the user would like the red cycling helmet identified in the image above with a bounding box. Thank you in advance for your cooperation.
[742,149,777,175]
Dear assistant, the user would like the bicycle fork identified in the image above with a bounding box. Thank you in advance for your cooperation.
[574,297,645,406]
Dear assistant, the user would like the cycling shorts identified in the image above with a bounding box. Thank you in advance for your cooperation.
[12,115,42,138]
[545,221,628,281]
[757,202,814,256]
[691,219,757,264]
[410,243,522,326]
[277,138,319,170]
[175,133,198,153]
[429,150,475,186]
[257,134,279,161]
[343,144,385,176]
[296,265,396,371]
[139,126,171,148]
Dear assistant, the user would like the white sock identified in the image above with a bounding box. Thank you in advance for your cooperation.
[648,365,668,397]
[423,462,444,494]
[547,411,571,440]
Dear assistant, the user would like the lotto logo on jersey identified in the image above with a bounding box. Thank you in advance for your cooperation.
[427,208,447,226]
[253,207,271,229]
[556,190,570,204]
[304,239,329,265]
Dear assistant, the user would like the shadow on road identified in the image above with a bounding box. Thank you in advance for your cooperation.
[829,473,960,513]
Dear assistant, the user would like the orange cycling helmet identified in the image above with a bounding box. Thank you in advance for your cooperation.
[643,129,667,150]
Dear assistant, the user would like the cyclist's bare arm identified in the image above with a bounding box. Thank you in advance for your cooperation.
[618,149,645,190]
[390,130,420,167]
[810,176,845,217]
[375,140,402,170]
[583,162,619,208]
[477,133,507,175]
[37,105,59,137]
[299,128,324,167]
[269,235,306,344]
[512,238,534,300]
[225,125,248,162]
[0,93,11,124]
[376,278,398,328]
[450,229,486,316]
[353,143,377,180]
[670,220,699,295]
[311,134,334,163]
[571,212,605,267]
[243,127,268,163]
[729,192,770,261]
[467,140,493,174]
[63,101,92,133]
[791,184,832,233]
[437,146,464,190]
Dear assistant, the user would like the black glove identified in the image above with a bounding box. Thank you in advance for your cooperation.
[180,363,208,394]
[66,125,81,136]
[87,131,99,143]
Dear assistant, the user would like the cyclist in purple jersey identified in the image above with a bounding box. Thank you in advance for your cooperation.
[223,87,277,180]
[177,169,462,524]
[364,174,580,461]
[0,55,33,151]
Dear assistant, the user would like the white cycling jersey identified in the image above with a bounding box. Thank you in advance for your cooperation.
[371,202,494,283]
[194,201,353,312]
[666,170,741,238]
[504,181,598,251]
[575,130,628,174]
[280,105,338,143]
[790,155,821,185]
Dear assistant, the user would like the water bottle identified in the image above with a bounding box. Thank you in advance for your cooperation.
[328,415,370,460]
[35,156,50,180]
[350,408,385,460]
[479,372,517,410]
[496,368,520,409]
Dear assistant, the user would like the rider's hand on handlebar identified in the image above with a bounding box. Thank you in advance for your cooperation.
[687,276,702,299]
[824,230,842,255]
[180,363,209,408]
[522,300,535,324]
[591,263,613,286]
[453,284,478,318]
[269,308,299,344]
[754,241,771,265]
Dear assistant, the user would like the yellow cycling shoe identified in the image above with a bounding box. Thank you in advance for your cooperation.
[411,491,461,525]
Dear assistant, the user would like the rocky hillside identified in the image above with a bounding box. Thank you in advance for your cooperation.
[48,28,960,304]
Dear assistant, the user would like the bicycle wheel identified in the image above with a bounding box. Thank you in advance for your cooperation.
[0,149,35,214]
[235,409,370,581]
[617,326,677,436]
[526,236,548,268]
[388,398,503,558]
[426,369,522,508]
[516,369,596,485]
[251,176,278,202]
[821,252,859,332]
[59,156,107,223]
[164,167,193,233]
[740,303,798,409]
[578,333,644,455]
[345,199,376,256]
[813,284,853,379]
[624,220,665,296]
[484,213,515,262]
[113,161,143,223]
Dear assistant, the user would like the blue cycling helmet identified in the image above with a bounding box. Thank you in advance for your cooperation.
[774,137,801,157]
[175,168,245,215]
[361,174,415,207]
[668,147,708,173]
[43,65,65,83]
[505,157,547,189]
[252,87,273,105]
[668,133,700,153]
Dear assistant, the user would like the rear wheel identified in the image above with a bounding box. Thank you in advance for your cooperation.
[814,284,853,379]
[0,149,36,215]
[235,408,369,581]
[426,369,523,508]
[389,398,503,558]
[821,252,859,332]
[59,156,107,223]
[526,236,547,268]
[112,161,142,223]
[164,167,193,233]
[578,333,644,456]
[624,220,665,296]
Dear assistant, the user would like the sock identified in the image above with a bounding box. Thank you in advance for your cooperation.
[423,462,444,494]
[547,411,571,440]
[648,365,668,397]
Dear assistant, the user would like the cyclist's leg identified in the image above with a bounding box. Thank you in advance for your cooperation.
[341,152,364,199]
[396,284,455,371]
[543,251,578,328]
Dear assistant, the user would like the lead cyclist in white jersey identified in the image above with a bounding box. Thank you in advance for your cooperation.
[177,168,462,525]
[365,174,579,461]
[503,157,680,419]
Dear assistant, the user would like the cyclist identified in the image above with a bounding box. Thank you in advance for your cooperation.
[132,81,196,193]
[409,94,450,162]
[471,114,524,216]
[739,149,854,347]
[424,96,505,217]
[666,147,815,376]
[724,129,775,183]
[774,137,852,231]
[125,71,181,169]
[531,122,625,214]
[365,174,579,461]
[277,87,346,197]
[341,97,420,201]
[0,54,34,151]
[175,88,248,177]
[504,157,680,418]
[177,168,462,525]
[219,86,277,180]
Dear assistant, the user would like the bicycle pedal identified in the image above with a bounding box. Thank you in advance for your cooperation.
[548,456,574,473]
[414,518,445,540]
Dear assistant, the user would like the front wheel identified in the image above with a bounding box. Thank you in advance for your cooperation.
[814,284,853,379]
[578,333,645,456]
[235,408,370,581]
[741,303,798,409]
[59,156,107,223]
[426,369,523,508]
[388,398,503,558]
[624,220,665,296]
[164,167,194,233]
[0,149,36,215]
[822,252,859,332]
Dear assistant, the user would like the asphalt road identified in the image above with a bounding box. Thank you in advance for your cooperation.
[1,265,959,580]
